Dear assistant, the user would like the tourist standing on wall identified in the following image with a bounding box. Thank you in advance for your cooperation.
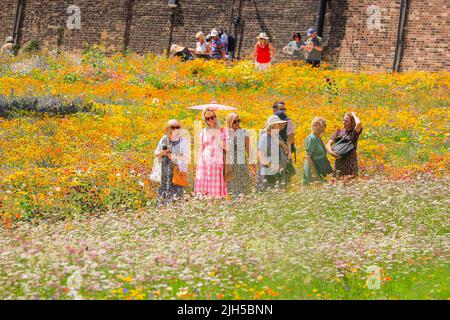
[218,29,229,55]
[283,33,306,62]
[253,33,275,71]
[305,28,323,67]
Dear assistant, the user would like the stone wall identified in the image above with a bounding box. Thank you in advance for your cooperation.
[0,0,448,71]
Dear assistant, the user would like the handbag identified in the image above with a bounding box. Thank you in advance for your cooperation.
[172,165,188,187]
[149,157,162,183]
[332,138,355,157]
[150,136,169,183]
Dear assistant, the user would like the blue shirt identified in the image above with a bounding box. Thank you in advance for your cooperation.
[210,38,225,59]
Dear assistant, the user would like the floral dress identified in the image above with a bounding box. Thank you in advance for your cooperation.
[156,137,184,206]
[330,128,363,177]
[194,128,227,197]
[226,129,252,196]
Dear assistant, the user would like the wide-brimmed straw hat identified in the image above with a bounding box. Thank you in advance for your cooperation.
[170,44,185,55]
[264,115,287,130]
[257,32,269,40]
[5,36,13,43]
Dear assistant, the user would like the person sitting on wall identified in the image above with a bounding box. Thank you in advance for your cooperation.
[170,44,195,62]
[1,36,14,57]
[209,30,226,60]
[194,31,210,60]
[305,28,323,67]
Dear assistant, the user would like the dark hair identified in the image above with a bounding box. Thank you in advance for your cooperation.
[274,110,288,120]
[293,33,302,40]
[272,101,285,109]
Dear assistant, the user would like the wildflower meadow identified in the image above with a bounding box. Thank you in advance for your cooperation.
[0,49,448,300]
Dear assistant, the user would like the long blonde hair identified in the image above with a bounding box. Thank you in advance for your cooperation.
[225,112,238,129]
[196,31,205,42]
[202,108,222,129]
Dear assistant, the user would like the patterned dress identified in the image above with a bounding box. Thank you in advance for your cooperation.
[226,129,252,196]
[330,128,363,177]
[156,138,184,206]
[194,128,227,197]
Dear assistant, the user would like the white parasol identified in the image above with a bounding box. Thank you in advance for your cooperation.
[189,101,238,111]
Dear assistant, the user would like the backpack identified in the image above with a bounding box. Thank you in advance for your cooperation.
[228,35,236,52]
[175,48,195,62]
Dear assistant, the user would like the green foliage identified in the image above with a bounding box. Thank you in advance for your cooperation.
[81,43,105,71]
[0,95,102,118]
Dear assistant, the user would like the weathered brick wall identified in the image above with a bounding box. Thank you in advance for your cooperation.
[400,0,450,71]
[324,0,400,71]
[13,0,129,52]
[126,0,318,58]
[0,0,449,71]
[0,0,17,43]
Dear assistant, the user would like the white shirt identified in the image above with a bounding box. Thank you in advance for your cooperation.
[196,41,207,54]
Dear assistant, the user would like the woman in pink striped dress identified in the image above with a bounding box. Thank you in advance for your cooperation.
[194,108,228,198]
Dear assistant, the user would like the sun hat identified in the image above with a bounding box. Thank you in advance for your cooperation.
[170,44,185,55]
[264,115,287,130]
[210,30,219,37]
[5,36,13,43]
[257,32,269,40]
[307,28,316,36]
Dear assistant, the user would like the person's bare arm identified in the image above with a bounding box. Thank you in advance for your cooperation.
[269,43,276,58]
[352,112,362,133]
[245,135,250,158]
[155,149,169,158]
[326,139,340,159]
[258,149,271,167]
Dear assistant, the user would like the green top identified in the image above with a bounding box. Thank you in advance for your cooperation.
[303,133,327,185]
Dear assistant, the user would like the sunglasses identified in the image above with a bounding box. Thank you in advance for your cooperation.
[233,119,241,124]
[171,126,181,130]
[205,115,216,121]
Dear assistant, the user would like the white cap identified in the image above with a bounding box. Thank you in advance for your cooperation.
[257,32,269,40]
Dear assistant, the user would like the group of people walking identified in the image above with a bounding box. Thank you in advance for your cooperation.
[170,27,323,70]
[152,102,362,207]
